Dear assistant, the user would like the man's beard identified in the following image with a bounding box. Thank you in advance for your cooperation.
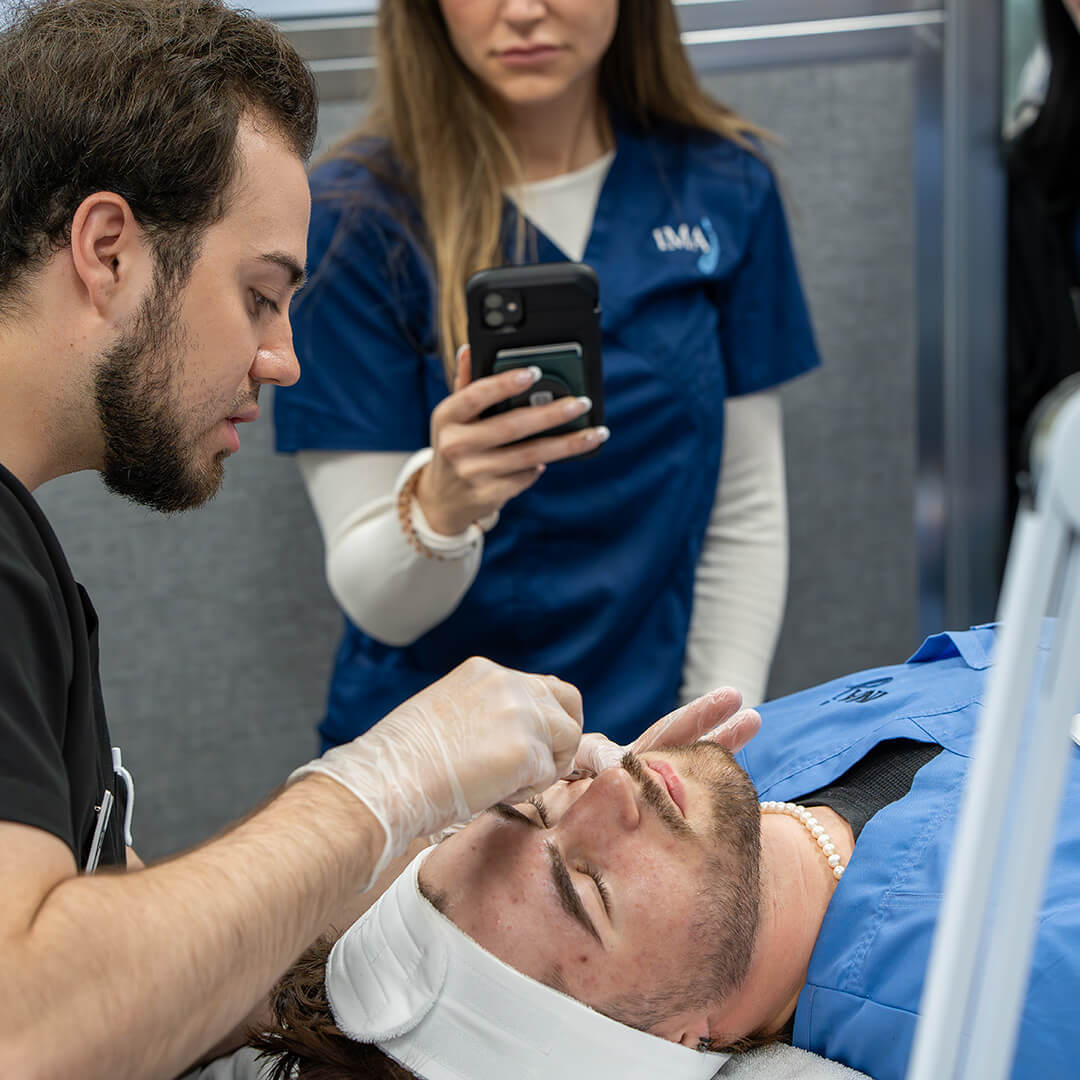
[604,742,762,1031]
[94,278,225,514]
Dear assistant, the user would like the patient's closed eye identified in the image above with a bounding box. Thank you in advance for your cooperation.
[527,796,610,915]
[580,859,611,916]
[528,795,551,827]
[500,797,612,932]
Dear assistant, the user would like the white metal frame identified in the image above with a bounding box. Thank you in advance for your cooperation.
[908,379,1080,1080]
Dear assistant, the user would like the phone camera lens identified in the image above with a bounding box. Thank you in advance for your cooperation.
[484,293,504,310]
[484,310,505,327]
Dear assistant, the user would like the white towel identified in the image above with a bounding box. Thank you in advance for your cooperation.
[717,1043,872,1080]
[186,1041,873,1080]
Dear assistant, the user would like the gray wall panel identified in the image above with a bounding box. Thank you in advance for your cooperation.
[702,58,919,696]
[312,100,368,160]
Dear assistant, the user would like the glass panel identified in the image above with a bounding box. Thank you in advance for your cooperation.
[1004,0,1046,136]
[246,0,375,15]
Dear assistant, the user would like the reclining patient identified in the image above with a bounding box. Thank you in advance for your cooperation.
[252,623,1078,1080]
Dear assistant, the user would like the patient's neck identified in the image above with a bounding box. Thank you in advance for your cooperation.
[708,807,855,1043]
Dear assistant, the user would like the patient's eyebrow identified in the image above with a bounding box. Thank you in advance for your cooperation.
[544,841,602,945]
[486,805,603,944]
[488,803,540,828]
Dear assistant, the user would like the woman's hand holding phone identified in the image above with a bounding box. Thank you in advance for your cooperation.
[415,345,610,537]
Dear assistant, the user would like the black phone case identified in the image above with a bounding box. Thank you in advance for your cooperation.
[465,262,604,438]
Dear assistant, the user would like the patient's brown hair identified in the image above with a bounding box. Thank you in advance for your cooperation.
[250,935,416,1080]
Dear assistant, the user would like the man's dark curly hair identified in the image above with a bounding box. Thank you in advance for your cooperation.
[0,0,318,313]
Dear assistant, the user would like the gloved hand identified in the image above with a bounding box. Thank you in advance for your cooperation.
[571,686,761,775]
[288,657,583,888]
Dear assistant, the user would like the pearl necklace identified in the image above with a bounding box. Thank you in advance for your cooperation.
[760,801,846,880]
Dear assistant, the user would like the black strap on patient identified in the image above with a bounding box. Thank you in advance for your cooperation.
[795,738,943,841]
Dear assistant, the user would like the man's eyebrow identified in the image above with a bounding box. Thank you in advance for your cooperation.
[485,805,603,944]
[257,251,307,291]
[487,803,540,828]
[544,840,602,945]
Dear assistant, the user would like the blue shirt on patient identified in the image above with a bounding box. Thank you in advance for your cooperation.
[743,622,1078,1080]
[276,116,819,749]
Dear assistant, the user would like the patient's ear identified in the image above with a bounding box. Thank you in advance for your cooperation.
[68,191,153,320]
[646,1011,711,1049]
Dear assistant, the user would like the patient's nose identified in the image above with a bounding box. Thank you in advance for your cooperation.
[567,765,641,833]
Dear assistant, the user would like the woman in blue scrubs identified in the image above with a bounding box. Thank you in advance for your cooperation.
[276,0,820,750]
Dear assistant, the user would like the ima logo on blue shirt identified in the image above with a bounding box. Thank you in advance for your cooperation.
[651,217,719,274]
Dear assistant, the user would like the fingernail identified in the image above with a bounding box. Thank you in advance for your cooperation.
[455,343,468,362]
[584,426,610,445]
[568,395,592,416]
[515,365,543,386]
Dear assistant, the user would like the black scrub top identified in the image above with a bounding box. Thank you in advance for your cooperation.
[0,462,126,870]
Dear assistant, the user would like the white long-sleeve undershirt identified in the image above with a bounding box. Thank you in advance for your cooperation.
[678,390,788,707]
[296,389,786,707]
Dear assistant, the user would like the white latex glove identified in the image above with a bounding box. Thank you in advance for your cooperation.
[571,687,762,776]
[288,657,583,888]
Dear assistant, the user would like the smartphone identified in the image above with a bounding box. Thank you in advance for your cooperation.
[465,262,603,441]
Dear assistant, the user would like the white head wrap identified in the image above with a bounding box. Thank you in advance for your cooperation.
[327,848,729,1080]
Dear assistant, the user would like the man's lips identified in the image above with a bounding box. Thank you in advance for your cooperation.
[221,406,259,453]
[645,759,687,817]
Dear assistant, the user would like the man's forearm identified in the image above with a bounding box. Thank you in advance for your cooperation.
[194,834,433,1068]
[3,775,381,1080]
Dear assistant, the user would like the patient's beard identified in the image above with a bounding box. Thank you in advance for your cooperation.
[605,742,762,1030]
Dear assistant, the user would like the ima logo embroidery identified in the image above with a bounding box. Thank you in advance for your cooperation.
[651,217,720,274]
[820,677,894,706]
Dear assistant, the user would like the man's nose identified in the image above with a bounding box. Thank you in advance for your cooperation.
[573,766,641,833]
[250,340,300,388]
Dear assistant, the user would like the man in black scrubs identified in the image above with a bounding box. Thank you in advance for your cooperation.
[0,3,592,1076]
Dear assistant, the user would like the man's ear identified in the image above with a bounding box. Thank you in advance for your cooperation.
[646,1010,712,1050]
[68,192,152,319]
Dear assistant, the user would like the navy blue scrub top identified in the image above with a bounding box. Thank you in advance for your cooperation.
[276,117,820,748]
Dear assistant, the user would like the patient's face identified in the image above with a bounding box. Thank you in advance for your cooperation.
[421,743,761,1046]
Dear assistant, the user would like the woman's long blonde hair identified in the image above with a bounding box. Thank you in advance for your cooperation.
[330,0,765,380]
